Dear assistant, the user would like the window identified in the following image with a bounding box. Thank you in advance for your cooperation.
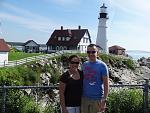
[66,37,70,41]
[56,46,60,50]
[86,39,88,43]
[62,37,65,41]
[83,38,85,43]
[60,46,63,50]
[58,37,61,41]
[63,46,67,50]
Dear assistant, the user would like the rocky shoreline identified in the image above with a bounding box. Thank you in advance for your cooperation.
[38,56,150,85]
[23,56,150,111]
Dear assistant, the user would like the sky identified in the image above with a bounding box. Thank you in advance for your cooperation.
[0,0,150,51]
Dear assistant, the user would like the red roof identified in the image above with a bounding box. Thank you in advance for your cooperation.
[109,45,125,50]
[46,29,91,46]
[0,39,10,52]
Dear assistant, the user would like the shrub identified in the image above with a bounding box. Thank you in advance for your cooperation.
[107,89,143,113]
[49,63,61,84]
[21,101,41,113]
[6,90,41,113]
[122,59,136,70]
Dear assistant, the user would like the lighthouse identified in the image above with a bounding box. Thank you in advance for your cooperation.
[96,3,108,53]
[0,22,2,37]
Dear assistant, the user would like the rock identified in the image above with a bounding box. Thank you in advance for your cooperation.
[40,73,50,86]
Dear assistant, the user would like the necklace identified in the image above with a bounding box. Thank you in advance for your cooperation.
[69,70,80,80]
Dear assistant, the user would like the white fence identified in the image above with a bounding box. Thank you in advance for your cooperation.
[0,50,80,68]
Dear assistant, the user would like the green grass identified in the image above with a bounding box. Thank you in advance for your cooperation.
[9,52,43,61]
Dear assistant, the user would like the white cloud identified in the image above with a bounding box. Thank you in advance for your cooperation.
[108,21,150,51]
[0,2,81,33]
[1,3,56,24]
[45,0,80,6]
[104,0,150,51]
[113,0,150,17]
[0,12,56,33]
[0,3,64,34]
[108,32,150,51]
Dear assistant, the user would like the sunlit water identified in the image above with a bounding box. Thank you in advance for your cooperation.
[126,51,150,60]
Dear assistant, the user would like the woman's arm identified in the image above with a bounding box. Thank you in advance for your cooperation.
[59,81,68,113]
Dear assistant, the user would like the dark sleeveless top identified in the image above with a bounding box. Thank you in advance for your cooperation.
[60,70,83,107]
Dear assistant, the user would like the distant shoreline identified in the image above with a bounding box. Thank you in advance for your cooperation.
[126,50,150,60]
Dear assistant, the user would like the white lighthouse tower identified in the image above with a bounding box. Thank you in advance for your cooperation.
[96,3,108,53]
[0,22,2,37]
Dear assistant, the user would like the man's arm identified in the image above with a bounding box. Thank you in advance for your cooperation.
[99,75,109,112]
[102,75,109,99]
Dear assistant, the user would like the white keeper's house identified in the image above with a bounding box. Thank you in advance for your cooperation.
[46,26,92,53]
[0,39,10,65]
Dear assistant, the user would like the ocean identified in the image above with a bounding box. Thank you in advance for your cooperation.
[126,50,150,60]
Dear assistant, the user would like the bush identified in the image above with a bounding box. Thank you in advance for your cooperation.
[107,89,143,113]
[0,66,38,86]
[49,63,61,84]
[21,101,41,113]
[0,67,23,85]
[6,90,41,113]
[122,59,136,70]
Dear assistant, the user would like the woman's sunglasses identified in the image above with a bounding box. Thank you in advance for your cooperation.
[70,61,80,64]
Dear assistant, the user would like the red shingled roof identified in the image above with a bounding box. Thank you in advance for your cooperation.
[0,39,10,52]
[46,29,91,46]
[109,45,125,50]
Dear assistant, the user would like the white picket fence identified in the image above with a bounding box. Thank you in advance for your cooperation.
[0,50,80,68]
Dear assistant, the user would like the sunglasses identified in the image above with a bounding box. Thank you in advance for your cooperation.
[87,51,97,54]
[70,61,80,64]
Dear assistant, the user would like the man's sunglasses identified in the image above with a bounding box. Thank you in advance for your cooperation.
[70,61,80,64]
[87,51,97,54]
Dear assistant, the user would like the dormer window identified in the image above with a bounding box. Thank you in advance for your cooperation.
[66,37,70,41]
[62,37,65,41]
[58,37,61,41]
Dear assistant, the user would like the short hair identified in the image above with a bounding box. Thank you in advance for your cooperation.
[87,44,97,48]
[87,44,101,52]
[68,55,80,62]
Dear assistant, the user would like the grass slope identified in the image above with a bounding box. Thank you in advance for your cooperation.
[9,52,43,61]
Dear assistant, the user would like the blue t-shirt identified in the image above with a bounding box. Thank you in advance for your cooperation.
[82,59,108,100]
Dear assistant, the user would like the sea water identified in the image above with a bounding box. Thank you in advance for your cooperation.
[126,51,150,60]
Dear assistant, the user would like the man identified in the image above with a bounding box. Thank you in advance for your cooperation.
[81,44,109,113]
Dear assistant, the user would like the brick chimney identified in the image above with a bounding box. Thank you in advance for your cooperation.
[61,26,63,30]
[78,25,81,30]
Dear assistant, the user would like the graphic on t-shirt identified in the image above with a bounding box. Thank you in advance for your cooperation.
[83,66,97,85]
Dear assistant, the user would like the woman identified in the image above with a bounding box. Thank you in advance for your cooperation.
[59,55,83,113]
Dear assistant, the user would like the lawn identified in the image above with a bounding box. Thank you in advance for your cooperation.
[9,52,43,61]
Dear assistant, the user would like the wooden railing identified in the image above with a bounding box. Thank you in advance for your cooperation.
[0,50,80,68]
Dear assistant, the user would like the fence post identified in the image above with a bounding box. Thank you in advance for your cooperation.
[143,79,149,113]
[2,85,6,113]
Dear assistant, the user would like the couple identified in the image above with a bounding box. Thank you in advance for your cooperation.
[59,44,109,113]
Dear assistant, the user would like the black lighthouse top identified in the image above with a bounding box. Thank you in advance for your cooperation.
[100,3,107,8]
[99,3,108,19]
